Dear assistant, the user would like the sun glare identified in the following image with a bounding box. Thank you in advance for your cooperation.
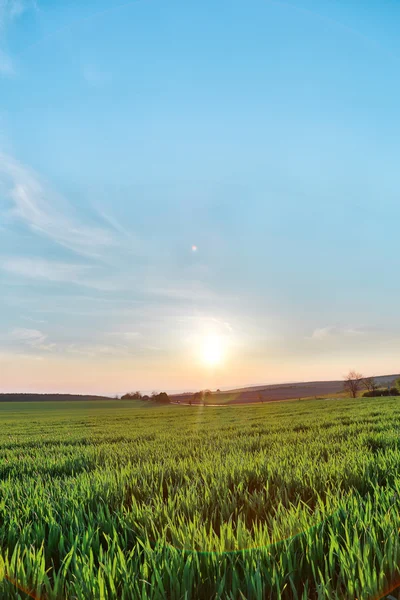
[200,334,224,366]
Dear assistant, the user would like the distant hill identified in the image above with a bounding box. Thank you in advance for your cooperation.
[227,374,399,394]
[0,394,112,402]
[170,374,400,405]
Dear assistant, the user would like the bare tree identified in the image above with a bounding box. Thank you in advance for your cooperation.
[343,370,363,398]
[363,377,377,393]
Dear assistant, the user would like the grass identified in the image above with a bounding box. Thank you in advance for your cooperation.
[0,397,400,598]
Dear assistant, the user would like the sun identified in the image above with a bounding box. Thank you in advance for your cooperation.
[200,334,224,366]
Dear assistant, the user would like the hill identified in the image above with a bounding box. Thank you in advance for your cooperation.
[170,373,400,405]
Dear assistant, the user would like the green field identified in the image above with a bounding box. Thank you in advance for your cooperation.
[1,398,400,598]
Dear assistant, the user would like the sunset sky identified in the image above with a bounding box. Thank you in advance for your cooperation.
[1,0,400,394]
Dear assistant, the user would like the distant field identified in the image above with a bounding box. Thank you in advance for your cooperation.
[1,397,400,598]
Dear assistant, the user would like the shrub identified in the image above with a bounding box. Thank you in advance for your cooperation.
[363,388,400,397]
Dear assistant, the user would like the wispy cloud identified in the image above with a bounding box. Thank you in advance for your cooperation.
[4,329,140,359]
[0,256,120,291]
[0,0,31,75]
[21,315,47,324]
[0,350,44,361]
[1,256,89,282]
[310,326,366,340]
[148,284,215,301]
[141,345,161,351]
[65,343,133,358]
[0,154,115,257]
[10,327,55,351]
[107,331,141,340]
[0,154,218,363]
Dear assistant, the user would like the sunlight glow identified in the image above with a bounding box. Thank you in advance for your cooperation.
[200,334,224,366]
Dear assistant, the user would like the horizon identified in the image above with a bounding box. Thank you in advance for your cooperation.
[2,1,400,394]
[1,370,398,398]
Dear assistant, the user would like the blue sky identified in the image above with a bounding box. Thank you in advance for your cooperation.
[1,0,400,394]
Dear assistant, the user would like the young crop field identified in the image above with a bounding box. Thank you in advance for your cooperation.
[1,397,400,598]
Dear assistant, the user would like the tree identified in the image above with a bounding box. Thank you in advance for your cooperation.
[121,391,142,400]
[193,391,202,402]
[343,371,363,398]
[151,392,170,404]
[363,377,377,393]
[193,390,212,403]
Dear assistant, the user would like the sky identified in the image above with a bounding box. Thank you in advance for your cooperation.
[1,0,400,395]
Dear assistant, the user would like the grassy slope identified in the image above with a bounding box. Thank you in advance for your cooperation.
[0,397,399,598]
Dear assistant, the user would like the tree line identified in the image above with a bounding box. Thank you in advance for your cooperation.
[120,391,170,403]
[120,388,221,405]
